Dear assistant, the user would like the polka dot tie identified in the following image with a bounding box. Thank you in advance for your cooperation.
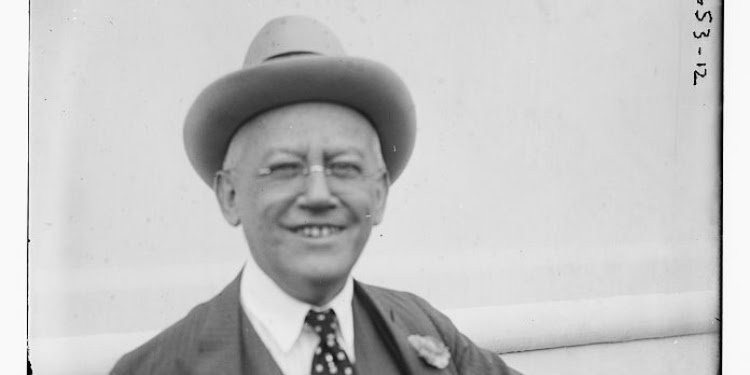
[305,309,356,375]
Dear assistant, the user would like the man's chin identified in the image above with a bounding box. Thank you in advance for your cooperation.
[298,264,353,285]
[288,270,353,306]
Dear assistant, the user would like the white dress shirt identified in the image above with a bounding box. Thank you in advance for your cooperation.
[239,256,356,375]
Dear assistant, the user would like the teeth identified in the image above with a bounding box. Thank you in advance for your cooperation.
[295,225,340,238]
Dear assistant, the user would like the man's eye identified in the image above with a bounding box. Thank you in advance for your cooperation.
[266,162,304,177]
[328,162,362,178]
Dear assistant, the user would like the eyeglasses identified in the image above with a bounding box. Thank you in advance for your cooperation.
[223,161,386,190]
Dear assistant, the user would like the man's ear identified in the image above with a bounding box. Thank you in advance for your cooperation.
[214,170,241,226]
[370,171,390,225]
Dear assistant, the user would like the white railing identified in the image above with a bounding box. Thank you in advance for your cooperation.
[445,290,718,353]
[29,290,718,374]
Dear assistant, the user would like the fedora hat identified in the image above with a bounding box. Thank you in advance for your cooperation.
[184,15,416,187]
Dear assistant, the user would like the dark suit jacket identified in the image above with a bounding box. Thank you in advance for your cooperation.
[110,275,520,374]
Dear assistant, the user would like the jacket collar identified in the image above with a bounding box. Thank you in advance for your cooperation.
[190,274,443,375]
[354,281,450,375]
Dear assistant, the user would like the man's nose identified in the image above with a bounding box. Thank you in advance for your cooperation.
[297,169,338,210]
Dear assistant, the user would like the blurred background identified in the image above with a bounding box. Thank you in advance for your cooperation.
[29,0,721,373]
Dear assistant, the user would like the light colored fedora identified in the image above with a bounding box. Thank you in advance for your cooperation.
[184,15,416,187]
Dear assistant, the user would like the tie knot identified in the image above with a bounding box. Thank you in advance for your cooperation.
[305,309,339,338]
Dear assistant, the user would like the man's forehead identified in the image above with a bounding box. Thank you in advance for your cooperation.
[223,102,383,167]
[233,103,378,146]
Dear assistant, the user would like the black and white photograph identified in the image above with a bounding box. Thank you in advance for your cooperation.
[26,1,727,374]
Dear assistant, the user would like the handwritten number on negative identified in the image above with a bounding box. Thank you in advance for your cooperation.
[695,10,713,23]
[693,69,707,86]
[693,0,710,86]
[693,29,710,39]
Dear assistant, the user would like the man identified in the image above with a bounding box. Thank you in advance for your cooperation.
[111,16,520,375]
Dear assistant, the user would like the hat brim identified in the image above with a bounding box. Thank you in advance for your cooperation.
[184,55,416,187]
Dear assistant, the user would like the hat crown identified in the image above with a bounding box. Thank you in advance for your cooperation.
[243,16,345,67]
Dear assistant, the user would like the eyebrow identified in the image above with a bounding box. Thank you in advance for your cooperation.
[326,148,366,159]
[260,147,367,161]
[259,148,306,162]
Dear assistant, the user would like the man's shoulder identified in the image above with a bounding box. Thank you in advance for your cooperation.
[110,277,241,374]
[356,281,422,305]
[355,281,447,323]
[356,281,522,375]
[110,300,212,374]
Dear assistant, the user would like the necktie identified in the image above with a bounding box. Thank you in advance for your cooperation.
[305,309,356,375]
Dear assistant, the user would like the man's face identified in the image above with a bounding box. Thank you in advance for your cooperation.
[215,102,388,303]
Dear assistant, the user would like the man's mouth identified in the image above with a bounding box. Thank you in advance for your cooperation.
[291,225,345,239]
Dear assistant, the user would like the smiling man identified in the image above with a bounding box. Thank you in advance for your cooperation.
[111,16,520,375]
[215,103,388,310]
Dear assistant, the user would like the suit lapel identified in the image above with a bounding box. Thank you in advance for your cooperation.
[188,273,282,375]
[354,281,450,375]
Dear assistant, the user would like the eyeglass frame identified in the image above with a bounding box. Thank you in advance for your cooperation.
[217,162,390,191]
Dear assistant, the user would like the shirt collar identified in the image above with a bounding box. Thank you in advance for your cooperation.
[239,255,355,353]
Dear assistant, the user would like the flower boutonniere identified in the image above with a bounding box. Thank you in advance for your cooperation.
[408,334,451,369]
